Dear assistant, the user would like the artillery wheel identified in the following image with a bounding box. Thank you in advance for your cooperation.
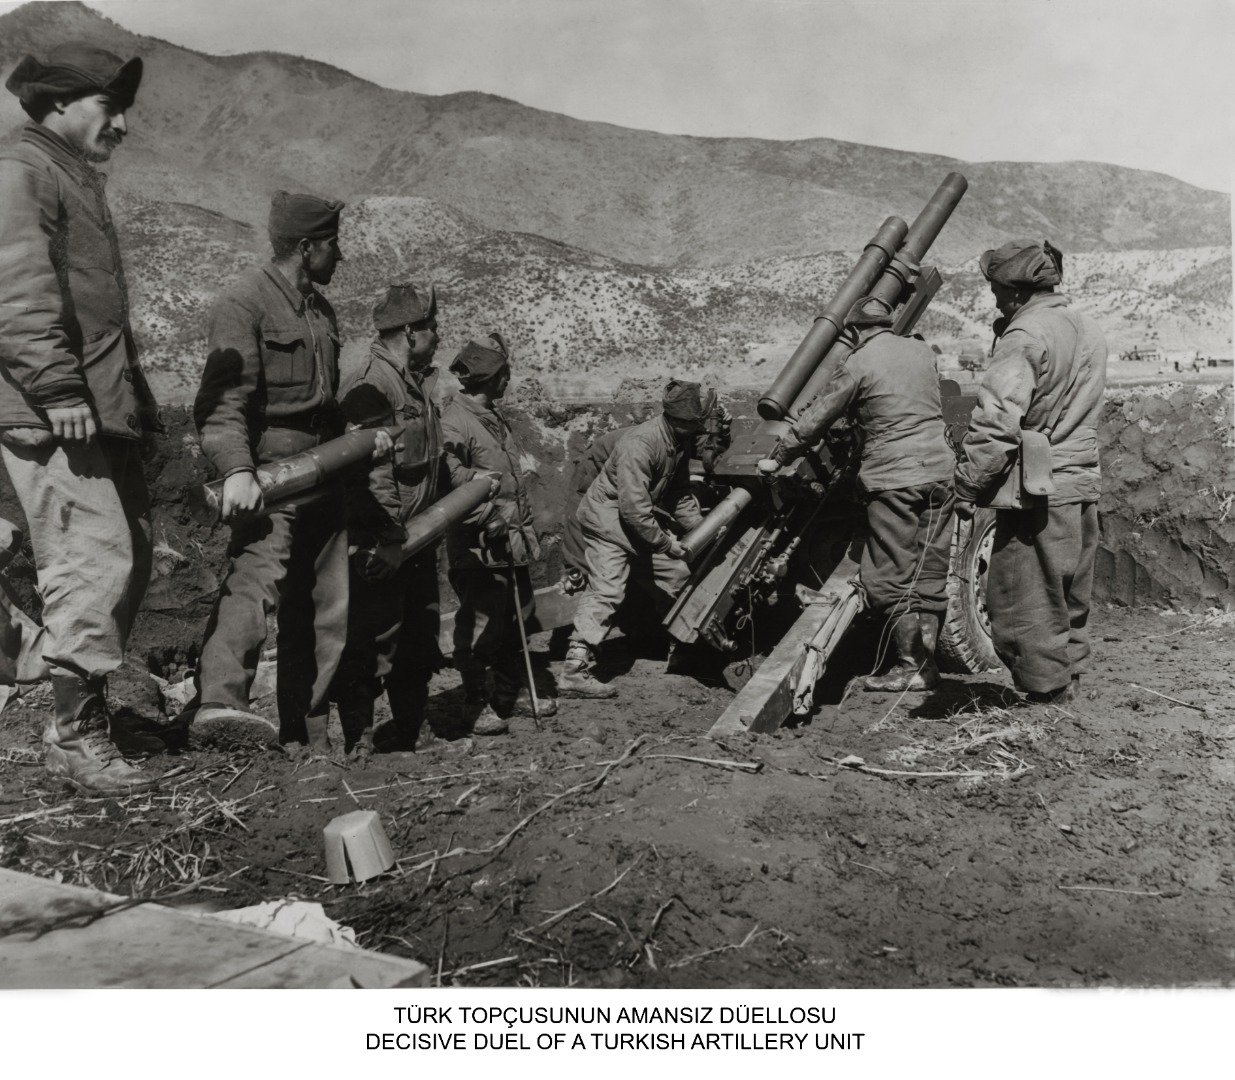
[938,509,1004,674]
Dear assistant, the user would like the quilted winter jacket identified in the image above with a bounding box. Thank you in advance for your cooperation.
[0,122,159,439]
[441,393,537,569]
[955,292,1107,506]
[576,415,703,555]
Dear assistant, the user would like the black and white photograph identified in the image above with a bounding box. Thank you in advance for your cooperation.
[0,0,1232,1067]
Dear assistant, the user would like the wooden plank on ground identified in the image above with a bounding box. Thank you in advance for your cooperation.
[0,868,427,989]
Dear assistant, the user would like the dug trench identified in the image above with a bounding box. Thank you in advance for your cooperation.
[0,384,1232,987]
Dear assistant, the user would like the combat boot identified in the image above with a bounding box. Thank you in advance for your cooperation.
[917,611,942,690]
[374,681,428,752]
[492,671,558,719]
[46,674,158,796]
[457,658,508,737]
[336,693,375,757]
[864,613,937,693]
[558,641,617,699]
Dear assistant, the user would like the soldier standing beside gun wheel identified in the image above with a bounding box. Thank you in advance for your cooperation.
[0,44,165,794]
[189,191,368,749]
[954,240,1106,705]
[559,380,710,699]
[330,283,447,756]
[441,333,553,735]
[764,296,956,692]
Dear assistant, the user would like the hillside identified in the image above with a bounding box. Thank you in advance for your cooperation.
[0,2,1229,268]
[122,193,1233,403]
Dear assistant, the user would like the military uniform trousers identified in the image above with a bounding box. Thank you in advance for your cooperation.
[861,480,955,616]
[449,564,535,695]
[988,502,1098,694]
[195,487,348,740]
[0,436,151,681]
[333,551,442,709]
[570,528,691,648]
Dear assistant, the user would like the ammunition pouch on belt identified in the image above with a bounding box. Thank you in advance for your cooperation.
[983,429,1056,509]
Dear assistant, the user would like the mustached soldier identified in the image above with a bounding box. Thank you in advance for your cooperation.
[0,44,164,793]
[189,191,351,748]
[441,334,554,734]
[766,296,956,692]
[331,283,447,754]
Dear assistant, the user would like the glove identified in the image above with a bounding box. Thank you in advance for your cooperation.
[353,542,402,583]
[481,513,509,543]
[954,500,976,521]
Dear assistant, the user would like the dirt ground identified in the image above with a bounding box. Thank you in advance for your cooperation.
[2,602,1233,989]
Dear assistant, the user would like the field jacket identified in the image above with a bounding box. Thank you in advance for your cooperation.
[576,415,703,555]
[0,122,159,439]
[955,292,1107,507]
[441,393,537,569]
[194,264,342,476]
[339,340,445,548]
[791,327,954,493]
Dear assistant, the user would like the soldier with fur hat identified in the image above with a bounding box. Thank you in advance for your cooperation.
[954,240,1107,704]
[765,296,957,692]
[0,42,164,794]
[559,379,709,698]
[440,332,552,735]
[187,190,366,749]
[329,282,454,754]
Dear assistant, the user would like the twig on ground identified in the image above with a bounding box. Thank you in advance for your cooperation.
[643,753,763,773]
[443,955,520,978]
[1129,684,1212,716]
[526,856,643,932]
[1059,884,1166,897]
[818,755,991,780]
[218,760,254,795]
[0,801,79,828]
[668,923,789,970]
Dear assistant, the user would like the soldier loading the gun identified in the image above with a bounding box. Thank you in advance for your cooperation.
[0,44,165,795]
[954,240,1107,705]
[559,380,711,699]
[441,333,553,736]
[330,283,448,756]
[764,296,956,692]
[189,191,373,749]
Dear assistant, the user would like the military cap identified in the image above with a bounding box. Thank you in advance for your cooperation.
[5,43,143,117]
[979,239,1063,289]
[450,333,510,385]
[268,190,345,240]
[373,282,437,331]
[845,295,895,329]
[662,379,707,422]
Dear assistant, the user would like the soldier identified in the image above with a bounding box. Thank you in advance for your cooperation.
[331,283,450,755]
[441,333,553,734]
[189,191,360,747]
[0,43,164,793]
[764,296,956,692]
[954,240,1106,704]
[559,380,709,699]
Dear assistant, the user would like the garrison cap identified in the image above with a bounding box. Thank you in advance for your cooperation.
[450,332,510,385]
[373,282,437,331]
[662,379,708,423]
[5,43,143,118]
[268,190,345,241]
[979,239,1063,289]
[845,295,895,329]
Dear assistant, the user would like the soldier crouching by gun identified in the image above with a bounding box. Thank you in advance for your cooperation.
[763,296,956,692]
[329,283,448,756]
[441,333,554,736]
[559,380,711,699]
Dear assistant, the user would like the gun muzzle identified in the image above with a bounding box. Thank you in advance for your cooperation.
[681,487,753,562]
[401,476,495,561]
[189,424,406,526]
[758,216,908,420]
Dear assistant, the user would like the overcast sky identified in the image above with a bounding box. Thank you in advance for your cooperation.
[7,0,1232,191]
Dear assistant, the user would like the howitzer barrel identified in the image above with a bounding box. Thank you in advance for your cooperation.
[401,476,494,561]
[189,425,405,526]
[788,172,968,417]
[681,487,753,562]
[758,216,908,421]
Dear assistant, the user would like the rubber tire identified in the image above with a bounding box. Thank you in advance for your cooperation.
[938,508,1004,675]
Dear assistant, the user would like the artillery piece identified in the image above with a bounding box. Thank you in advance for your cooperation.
[667,172,1002,738]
